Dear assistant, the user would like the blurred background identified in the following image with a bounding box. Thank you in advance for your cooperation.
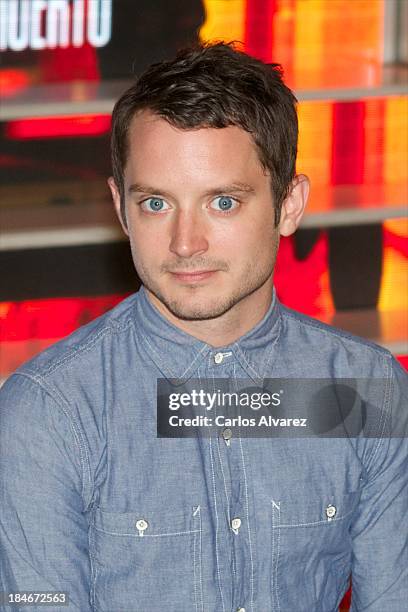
[0,3,407,608]
[0,0,407,387]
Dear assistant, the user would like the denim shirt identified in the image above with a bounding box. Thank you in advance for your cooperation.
[1,287,407,612]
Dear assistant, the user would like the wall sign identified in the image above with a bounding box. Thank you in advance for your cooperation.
[0,0,112,51]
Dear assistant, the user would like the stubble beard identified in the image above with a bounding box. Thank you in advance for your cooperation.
[134,252,277,322]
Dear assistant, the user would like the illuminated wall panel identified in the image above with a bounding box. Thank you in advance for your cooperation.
[296,97,407,191]
[384,96,408,184]
[200,0,246,43]
[6,114,111,139]
[317,0,383,89]
[245,0,277,61]
[293,0,326,89]
[379,219,408,313]
[272,0,296,78]
[331,101,365,185]
[201,0,384,88]
[297,101,332,185]
[363,98,385,184]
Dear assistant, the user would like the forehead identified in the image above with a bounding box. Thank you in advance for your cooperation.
[125,111,266,183]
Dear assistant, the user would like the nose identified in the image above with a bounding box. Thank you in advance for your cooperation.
[169,209,209,258]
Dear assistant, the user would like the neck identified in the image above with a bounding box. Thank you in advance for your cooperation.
[145,281,274,347]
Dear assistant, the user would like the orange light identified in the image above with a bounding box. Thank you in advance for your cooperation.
[0,68,31,97]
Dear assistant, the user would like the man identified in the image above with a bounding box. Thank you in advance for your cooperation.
[1,43,407,612]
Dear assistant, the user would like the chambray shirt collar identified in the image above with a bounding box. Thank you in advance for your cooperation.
[135,285,281,380]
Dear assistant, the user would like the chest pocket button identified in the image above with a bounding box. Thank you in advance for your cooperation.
[326,505,337,521]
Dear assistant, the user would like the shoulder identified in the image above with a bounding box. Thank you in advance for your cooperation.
[0,295,142,509]
[0,292,142,423]
[12,292,140,382]
[278,303,398,378]
[277,304,408,443]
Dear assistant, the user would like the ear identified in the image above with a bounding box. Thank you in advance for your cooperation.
[279,174,310,237]
[108,176,129,236]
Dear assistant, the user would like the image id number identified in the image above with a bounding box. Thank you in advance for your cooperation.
[0,592,68,606]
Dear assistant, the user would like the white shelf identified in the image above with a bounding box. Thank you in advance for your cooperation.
[1,179,407,250]
[1,67,407,121]
[302,182,407,228]
[319,309,408,355]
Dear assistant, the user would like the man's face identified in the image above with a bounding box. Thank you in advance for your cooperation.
[110,111,302,322]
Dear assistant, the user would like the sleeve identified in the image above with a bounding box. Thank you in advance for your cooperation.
[350,358,408,611]
[0,373,94,611]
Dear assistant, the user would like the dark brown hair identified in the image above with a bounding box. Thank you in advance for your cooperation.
[111,41,298,226]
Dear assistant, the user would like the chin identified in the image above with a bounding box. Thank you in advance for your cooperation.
[147,284,235,321]
[162,296,234,321]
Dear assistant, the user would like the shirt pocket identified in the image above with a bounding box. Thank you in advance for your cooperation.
[89,504,204,612]
[270,491,359,612]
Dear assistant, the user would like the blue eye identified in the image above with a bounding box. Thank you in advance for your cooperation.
[148,198,164,211]
[141,197,168,213]
[212,196,237,212]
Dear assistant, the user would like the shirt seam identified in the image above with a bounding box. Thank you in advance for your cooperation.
[363,351,393,475]
[32,317,135,378]
[233,300,282,380]
[11,371,94,511]
[139,330,209,379]
[93,525,200,537]
[276,506,356,528]
[260,306,282,378]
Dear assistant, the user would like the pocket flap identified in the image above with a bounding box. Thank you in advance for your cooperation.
[92,504,201,537]
[272,491,359,528]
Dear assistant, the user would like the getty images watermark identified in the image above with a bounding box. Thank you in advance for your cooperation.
[157,378,407,438]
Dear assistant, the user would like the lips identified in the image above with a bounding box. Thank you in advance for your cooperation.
[170,270,217,282]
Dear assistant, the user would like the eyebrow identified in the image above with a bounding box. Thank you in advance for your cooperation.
[128,183,173,198]
[128,182,256,198]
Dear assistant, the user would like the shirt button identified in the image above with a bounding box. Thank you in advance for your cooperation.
[222,428,233,441]
[136,519,149,531]
[231,517,242,531]
[326,504,336,520]
[237,608,246,612]
[214,352,224,364]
